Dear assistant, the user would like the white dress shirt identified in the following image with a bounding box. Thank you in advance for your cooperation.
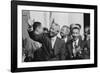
[73,39,79,48]
[51,36,57,49]
[63,37,68,43]
[72,39,79,56]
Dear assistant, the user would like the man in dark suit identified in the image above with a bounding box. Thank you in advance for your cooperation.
[60,25,71,43]
[66,24,84,59]
[28,22,52,61]
[60,25,71,59]
[48,23,66,60]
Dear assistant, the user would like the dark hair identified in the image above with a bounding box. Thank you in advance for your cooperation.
[32,22,41,31]
[43,27,48,31]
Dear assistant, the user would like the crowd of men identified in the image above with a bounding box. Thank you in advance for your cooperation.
[22,21,90,62]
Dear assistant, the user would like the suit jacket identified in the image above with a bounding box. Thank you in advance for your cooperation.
[60,36,71,60]
[66,38,84,59]
[49,37,66,60]
[28,31,52,61]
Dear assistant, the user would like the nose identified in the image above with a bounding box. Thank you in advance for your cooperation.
[73,33,77,36]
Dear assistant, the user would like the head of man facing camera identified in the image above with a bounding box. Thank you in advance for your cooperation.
[49,23,60,38]
[71,24,81,41]
[60,25,70,39]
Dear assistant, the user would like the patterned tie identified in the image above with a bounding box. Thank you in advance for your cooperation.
[73,41,77,57]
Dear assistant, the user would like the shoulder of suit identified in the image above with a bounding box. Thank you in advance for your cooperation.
[57,37,65,43]
[66,39,73,45]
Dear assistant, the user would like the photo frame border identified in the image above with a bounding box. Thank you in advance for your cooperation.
[11,1,98,72]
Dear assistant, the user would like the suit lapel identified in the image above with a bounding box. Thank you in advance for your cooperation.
[47,37,53,55]
[53,37,59,55]
[70,40,73,54]
[78,38,82,47]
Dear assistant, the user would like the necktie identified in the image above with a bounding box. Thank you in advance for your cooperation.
[73,41,77,57]
[74,41,77,48]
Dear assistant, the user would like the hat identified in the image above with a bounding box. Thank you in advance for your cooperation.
[70,24,81,30]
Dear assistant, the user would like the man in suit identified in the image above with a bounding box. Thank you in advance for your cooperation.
[48,23,66,60]
[66,24,84,59]
[28,22,52,61]
[60,25,71,43]
[60,25,71,59]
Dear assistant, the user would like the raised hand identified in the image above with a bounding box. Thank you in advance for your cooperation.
[27,19,35,31]
[34,41,42,50]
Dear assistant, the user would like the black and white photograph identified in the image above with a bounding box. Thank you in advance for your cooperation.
[11,1,97,72]
[22,11,90,62]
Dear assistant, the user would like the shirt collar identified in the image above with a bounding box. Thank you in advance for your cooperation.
[61,36,68,42]
[73,38,79,45]
[64,37,68,42]
[51,36,57,41]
